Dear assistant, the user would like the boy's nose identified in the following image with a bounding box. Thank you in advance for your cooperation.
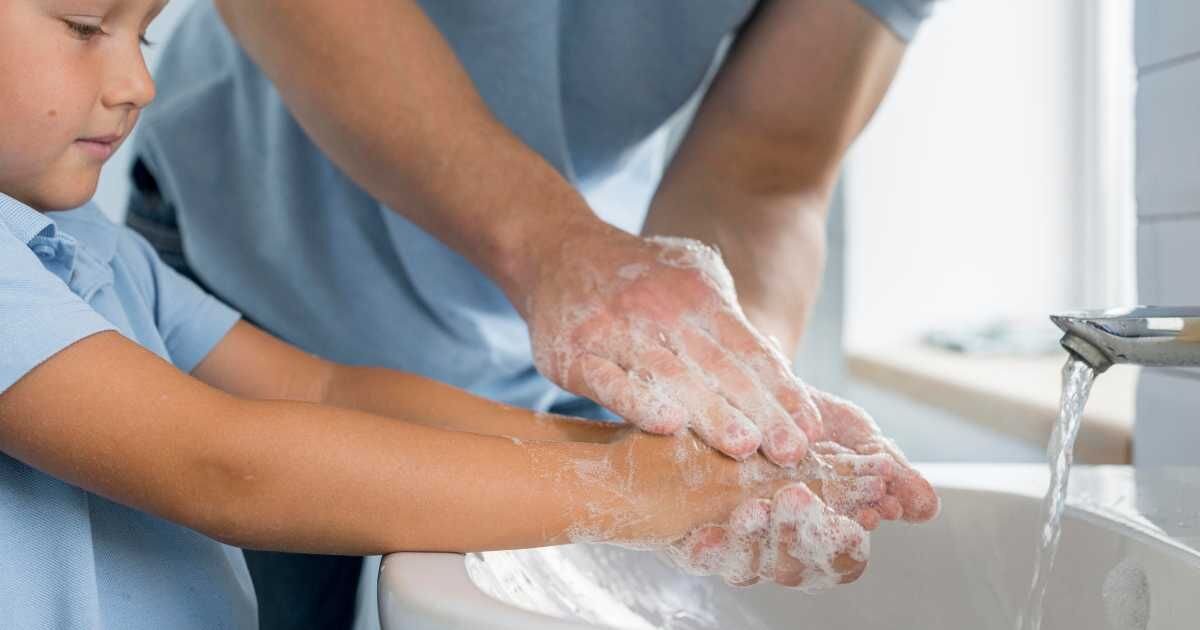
[102,47,156,110]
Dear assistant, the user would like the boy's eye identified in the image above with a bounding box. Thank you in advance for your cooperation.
[63,19,104,40]
[140,34,154,47]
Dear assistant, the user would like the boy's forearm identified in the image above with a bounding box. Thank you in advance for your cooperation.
[0,334,766,558]
[204,396,629,554]
[321,364,623,444]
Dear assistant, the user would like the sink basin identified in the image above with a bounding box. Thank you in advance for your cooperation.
[376,465,1200,629]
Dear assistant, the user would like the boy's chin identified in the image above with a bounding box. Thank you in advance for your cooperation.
[31,174,100,211]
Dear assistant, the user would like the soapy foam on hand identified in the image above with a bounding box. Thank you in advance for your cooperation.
[523,235,894,590]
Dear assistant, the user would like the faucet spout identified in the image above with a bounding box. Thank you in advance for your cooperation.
[1050,306,1200,373]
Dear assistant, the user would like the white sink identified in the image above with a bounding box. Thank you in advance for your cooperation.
[376,465,1200,629]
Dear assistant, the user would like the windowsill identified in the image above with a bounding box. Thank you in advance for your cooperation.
[846,344,1137,464]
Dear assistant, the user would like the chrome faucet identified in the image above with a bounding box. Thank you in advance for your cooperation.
[1050,306,1200,373]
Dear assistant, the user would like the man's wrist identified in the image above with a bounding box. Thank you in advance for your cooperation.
[490,208,620,318]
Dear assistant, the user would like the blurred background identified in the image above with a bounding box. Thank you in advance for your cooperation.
[96,0,1189,466]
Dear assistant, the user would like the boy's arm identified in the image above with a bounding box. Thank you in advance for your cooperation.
[0,331,757,554]
[191,321,620,443]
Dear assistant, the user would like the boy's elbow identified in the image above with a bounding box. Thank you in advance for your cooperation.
[173,402,270,548]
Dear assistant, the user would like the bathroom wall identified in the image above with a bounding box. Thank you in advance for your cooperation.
[1133,1,1200,464]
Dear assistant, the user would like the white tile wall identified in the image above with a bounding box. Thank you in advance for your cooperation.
[1135,0,1200,69]
[1136,59,1200,217]
[1136,217,1200,304]
[1135,0,1200,465]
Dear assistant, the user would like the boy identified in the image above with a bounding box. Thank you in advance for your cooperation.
[0,0,935,627]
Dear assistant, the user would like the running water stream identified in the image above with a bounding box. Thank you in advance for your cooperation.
[1016,357,1097,630]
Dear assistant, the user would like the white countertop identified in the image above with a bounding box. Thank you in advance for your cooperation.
[848,346,1139,464]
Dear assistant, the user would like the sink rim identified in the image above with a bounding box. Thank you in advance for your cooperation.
[376,464,1200,630]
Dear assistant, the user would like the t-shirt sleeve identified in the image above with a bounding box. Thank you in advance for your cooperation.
[129,232,241,373]
[854,0,936,42]
[0,231,117,394]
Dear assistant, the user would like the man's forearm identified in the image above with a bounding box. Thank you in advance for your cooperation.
[644,0,906,353]
[644,183,829,355]
[213,0,602,303]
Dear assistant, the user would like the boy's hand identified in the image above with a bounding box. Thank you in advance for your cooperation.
[604,431,881,589]
[668,484,869,590]
[526,228,819,468]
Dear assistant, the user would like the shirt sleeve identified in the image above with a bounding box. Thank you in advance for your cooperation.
[854,0,937,42]
[127,231,241,373]
[0,231,116,394]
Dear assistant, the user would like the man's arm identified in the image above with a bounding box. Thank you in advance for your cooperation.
[211,0,595,304]
[208,0,896,469]
[643,0,942,524]
[643,0,907,353]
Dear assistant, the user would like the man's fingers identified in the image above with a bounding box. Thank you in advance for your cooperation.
[809,387,880,449]
[877,495,903,521]
[626,346,762,459]
[575,354,687,434]
[890,472,940,523]
[674,326,807,466]
[711,310,823,441]
[810,388,941,523]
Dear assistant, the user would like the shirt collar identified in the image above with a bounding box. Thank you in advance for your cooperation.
[0,193,118,263]
[0,192,55,244]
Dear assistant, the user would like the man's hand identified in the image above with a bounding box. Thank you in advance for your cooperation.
[811,389,940,522]
[526,226,820,467]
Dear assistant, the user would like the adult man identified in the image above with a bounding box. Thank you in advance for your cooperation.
[129,1,936,627]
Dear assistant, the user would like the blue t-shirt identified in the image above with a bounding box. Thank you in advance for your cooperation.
[0,194,252,629]
[134,0,934,413]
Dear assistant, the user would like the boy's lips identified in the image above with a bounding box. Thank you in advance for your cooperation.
[75,133,123,160]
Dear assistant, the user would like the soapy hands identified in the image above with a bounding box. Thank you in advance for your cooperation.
[662,400,940,589]
[526,228,939,588]
[527,229,819,467]
[603,430,882,590]
[811,389,940,523]
[525,229,938,521]
[662,397,941,588]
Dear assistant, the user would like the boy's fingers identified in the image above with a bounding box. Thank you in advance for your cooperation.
[724,498,770,586]
[822,476,888,515]
[855,507,881,531]
[670,526,729,575]
[827,452,895,477]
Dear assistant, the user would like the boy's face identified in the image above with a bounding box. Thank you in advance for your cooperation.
[0,0,166,211]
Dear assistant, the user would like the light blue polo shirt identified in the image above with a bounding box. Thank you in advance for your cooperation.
[0,193,253,629]
[134,1,934,415]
